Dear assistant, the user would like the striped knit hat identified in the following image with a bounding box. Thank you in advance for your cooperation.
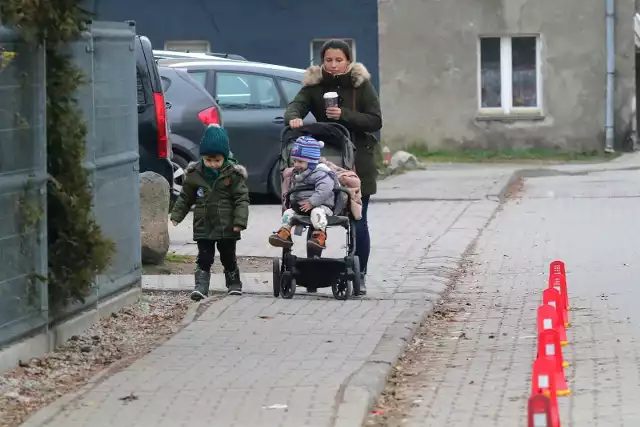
[290,136,324,165]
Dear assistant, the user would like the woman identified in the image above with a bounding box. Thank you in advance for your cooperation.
[284,39,382,296]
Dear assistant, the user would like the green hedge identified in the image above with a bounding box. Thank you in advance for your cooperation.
[1,0,114,312]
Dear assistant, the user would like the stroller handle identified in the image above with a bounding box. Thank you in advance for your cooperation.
[279,122,352,143]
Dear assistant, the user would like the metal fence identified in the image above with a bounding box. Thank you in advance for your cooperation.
[0,21,141,346]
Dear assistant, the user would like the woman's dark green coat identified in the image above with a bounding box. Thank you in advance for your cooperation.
[284,63,382,195]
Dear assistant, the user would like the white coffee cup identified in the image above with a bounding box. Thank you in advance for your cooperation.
[323,92,339,108]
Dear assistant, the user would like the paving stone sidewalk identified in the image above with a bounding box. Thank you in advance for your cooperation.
[375,167,640,427]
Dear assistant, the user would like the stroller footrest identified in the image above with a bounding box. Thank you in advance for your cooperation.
[291,215,350,227]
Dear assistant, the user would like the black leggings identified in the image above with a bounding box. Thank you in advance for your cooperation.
[196,239,238,273]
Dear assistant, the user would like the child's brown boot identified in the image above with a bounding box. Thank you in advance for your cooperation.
[307,230,327,251]
[269,227,293,248]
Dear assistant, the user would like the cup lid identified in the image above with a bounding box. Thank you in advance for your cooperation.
[323,92,338,98]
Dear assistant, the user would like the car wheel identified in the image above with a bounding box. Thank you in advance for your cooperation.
[269,160,282,201]
[172,154,189,192]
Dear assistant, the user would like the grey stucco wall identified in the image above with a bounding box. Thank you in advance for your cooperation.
[379,0,636,152]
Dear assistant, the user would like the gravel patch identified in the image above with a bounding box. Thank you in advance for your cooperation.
[0,291,210,427]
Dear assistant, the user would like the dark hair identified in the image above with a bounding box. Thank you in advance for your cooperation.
[320,39,352,62]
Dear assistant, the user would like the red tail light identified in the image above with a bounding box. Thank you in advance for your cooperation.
[198,106,221,126]
[153,92,168,158]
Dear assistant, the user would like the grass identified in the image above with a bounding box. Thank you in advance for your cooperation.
[405,145,621,164]
[163,252,195,264]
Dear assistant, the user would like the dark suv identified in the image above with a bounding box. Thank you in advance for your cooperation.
[135,35,176,198]
[158,66,222,172]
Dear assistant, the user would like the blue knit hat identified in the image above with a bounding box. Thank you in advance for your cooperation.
[200,124,230,158]
[290,136,324,165]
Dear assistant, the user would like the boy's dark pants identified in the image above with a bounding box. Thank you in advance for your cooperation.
[195,239,242,294]
[196,239,238,273]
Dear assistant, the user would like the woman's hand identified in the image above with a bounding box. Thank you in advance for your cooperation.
[326,107,341,120]
[289,118,304,128]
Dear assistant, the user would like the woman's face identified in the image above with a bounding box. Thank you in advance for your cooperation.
[323,48,350,75]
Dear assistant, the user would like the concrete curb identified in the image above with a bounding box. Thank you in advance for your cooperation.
[332,306,433,427]
[331,174,517,427]
[20,292,215,427]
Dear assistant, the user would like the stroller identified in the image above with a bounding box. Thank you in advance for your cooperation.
[272,122,362,300]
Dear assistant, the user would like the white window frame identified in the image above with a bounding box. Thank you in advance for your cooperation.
[164,40,211,53]
[477,35,543,117]
[310,38,356,65]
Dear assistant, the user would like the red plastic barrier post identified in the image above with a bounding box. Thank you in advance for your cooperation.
[527,393,560,427]
[537,305,568,368]
[549,260,566,277]
[542,287,568,345]
[549,261,570,311]
[536,328,571,397]
[549,273,570,320]
[531,359,562,427]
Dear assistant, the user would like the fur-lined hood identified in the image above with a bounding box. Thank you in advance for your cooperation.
[302,63,371,88]
[186,160,248,179]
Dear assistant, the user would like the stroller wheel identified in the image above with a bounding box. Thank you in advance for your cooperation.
[272,258,281,298]
[280,271,296,299]
[332,279,352,301]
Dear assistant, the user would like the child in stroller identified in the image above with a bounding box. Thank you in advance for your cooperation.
[268,135,337,251]
[270,123,364,300]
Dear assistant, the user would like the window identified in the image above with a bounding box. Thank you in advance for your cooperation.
[478,36,541,115]
[280,79,302,102]
[164,40,210,53]
[310,39,356,65]
[188,71,208,88]
[215,72,281,109]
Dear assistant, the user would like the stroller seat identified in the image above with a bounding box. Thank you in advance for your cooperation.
[290,214,350,228]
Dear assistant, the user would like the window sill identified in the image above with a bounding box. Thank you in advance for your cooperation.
[476,109,544,122]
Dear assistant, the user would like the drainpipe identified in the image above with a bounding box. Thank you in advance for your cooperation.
[604,0,616,153]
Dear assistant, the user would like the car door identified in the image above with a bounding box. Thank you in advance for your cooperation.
[279,78,315,124]
[213,71,285,193]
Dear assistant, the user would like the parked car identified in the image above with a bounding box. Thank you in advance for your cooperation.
[157,58,314,197]
[135,36,178,200]
[153,50,246,61]
[158,65,223,189]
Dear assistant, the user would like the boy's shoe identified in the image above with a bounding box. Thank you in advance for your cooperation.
[191,268,211,301]
[307,230,327,251]
[225,268,243,295]
[269,228,293,249]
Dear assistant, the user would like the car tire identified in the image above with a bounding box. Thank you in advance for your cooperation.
[169,154,189,212]
[269,160,282,202]
[173,153,190,170]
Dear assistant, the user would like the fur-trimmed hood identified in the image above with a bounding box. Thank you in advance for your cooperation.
[186,160,248,179]
[302,62,371,88]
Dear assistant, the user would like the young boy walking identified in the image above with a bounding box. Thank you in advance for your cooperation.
[268,136,338,251]
[171,124,250,300]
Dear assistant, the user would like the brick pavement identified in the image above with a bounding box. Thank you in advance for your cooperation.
[372,168,640,427]
[22,167,514,427]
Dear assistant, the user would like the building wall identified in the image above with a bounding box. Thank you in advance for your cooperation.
[94,0,379,90]
[379,0,636,152]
